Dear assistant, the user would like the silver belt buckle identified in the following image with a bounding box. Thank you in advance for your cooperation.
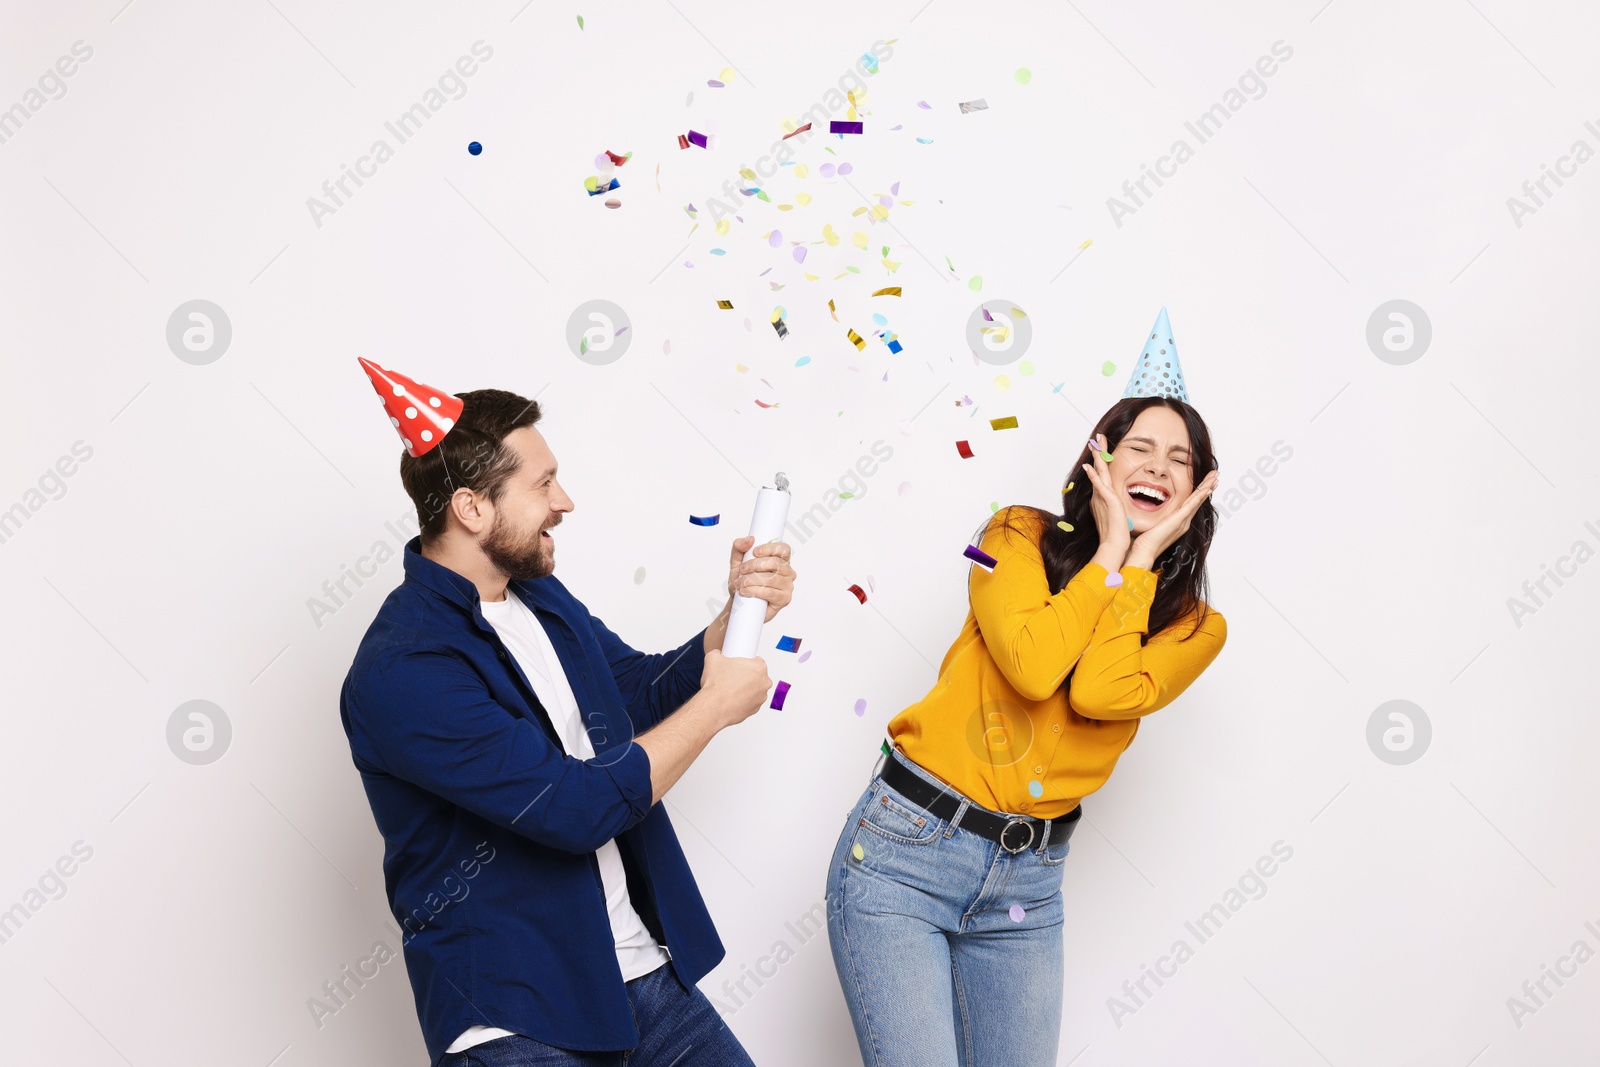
[999,817,1035,854]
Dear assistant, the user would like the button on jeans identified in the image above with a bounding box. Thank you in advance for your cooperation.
[825,749,1074,1067]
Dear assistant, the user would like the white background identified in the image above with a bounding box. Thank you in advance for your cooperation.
[2,1,1597,1064]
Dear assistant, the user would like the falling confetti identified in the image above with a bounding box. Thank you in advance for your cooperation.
[1101,361,1116,376]
[1057,521,1074,533]
[1105,572,1124,588]
[898,481,911,496]
[959,99,989,113]
[576,14,584,29]
[1009,904,1026,922]
[847,583,867,603]
[852,843,865,861]
[830,120,864,134]
[1015,67,1032,84]
[963,545,998,571]
[955,440,974,459]
[689,514,720,526]
[989,416,1018,430]
[716,299,734,309]
[846,328,866,350]
[776,635,803,653]
[799,650,813,663]
[968,276,983,291]
[872,287,902,297]
[854,699,867,716]
[633,567,646,584]
[468,141,482,155]
[770,680,791,710]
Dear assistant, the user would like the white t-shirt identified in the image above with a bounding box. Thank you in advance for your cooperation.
[446,590,670,1054]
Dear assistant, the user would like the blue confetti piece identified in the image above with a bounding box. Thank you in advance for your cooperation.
[689,514,721,526]
[887,339,903,354]
[468,141,483,155]
[776,635,803,653]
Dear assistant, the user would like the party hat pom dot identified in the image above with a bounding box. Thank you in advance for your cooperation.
[852,843,865,861]
[1009,904,1026,922]
[1105,572,1123,587]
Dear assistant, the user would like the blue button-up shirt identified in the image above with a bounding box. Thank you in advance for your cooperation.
[339,536,723,1065]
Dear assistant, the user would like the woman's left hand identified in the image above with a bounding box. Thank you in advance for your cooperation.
[1127,470,1219,567]
[727,536,797,622]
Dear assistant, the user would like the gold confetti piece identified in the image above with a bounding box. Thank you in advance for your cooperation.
[739,167,758,181]
[805,272,820,281]
[1079,238,1093,250]
[851,206,868,217]
[872,287,902,297]
[871,204,890,221]
[822,224,840,246]
[1010,307,1028,319]
[795,163,809,178]
[716,218,730,235]
[990,416,1018,430]
[847,328,866,350]
[828,299,838,320]
[717,299,734,309]
[852,843,864,861]
[735,363,747,372]
[852,231,869,249]
[796,192,813,206]
[1065,482,1074,492]
[720,67,736,82]
[1057,521,1074,532]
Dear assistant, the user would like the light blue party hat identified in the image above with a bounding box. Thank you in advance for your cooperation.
[1122,307,1189,402]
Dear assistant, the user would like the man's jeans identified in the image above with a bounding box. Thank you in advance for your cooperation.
[438,963,755,1066]
[826,748,1073,1067]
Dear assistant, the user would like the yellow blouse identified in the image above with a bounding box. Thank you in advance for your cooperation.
[886,506,1227,818]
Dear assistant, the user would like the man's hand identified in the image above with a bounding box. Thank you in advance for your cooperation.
[726,535,797,623]
[700,649,772,727]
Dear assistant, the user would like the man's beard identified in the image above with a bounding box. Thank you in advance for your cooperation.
[481,512,555,581]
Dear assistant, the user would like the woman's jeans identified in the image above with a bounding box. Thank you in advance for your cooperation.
[437,962,754,1066]
[826,748,1073,1067]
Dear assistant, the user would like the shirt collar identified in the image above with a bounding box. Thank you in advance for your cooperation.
[401,535,559,629]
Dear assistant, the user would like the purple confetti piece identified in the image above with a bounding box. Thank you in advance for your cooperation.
[963,544,998,571]
[687,130,709,148]
[798,650,813,663]
[770,680,791,710]
[853,698,867,717]
[838,162,853,175]
[830,120,864,134]
[917,100,932,109]
[1009,904,1025,922]
[1105,571,1124,588]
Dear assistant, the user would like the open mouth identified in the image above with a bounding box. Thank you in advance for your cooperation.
[1126,483,1169,511]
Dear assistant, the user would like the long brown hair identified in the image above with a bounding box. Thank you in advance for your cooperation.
[972,396,1218,644]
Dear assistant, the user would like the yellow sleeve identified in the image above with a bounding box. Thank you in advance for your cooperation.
[968,507,1122,701]
[1068,570,1227,719]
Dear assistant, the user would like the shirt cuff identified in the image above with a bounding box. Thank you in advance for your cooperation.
[605,736,656,818]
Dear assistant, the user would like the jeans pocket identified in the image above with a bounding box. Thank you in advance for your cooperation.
[857,779,940,845]
[1039,837,1071,866]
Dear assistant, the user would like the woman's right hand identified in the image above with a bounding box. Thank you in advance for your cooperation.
[1081,433,1131,569]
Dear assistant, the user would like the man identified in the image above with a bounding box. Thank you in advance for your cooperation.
[340,359,796,1066]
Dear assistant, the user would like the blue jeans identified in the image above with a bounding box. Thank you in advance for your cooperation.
[438,963,754,1067]
[825,749,1074,1067]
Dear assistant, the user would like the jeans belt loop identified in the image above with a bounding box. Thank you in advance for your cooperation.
[1037,818,1054,854]
[945,797,970,838]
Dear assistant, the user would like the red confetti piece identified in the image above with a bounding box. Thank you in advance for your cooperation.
[955,440,974,459]
[847,584,867,603]
[782,123,813,140]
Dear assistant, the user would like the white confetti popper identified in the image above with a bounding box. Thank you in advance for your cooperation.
[721,472,791,658]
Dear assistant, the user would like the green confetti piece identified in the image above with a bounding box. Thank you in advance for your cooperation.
[580,337,588,355]
[1057,521,1074,532]
[1101,360,1116,376]
[1018,360,1034,375]
[576,14,584,29]
[1100,450,1114,463]
[880,739,891,756]
[839,492,855,499]
[852,843,865,861]
[945,255,955,272]
[968,275,983,291]
[991,501,1000,512]
[1015,67,1032,84]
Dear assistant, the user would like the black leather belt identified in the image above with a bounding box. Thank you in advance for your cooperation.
[879,749,1081,854]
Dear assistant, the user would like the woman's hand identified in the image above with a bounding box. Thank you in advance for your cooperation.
[1126,470,1219,570]
[1081,433,1132,568]
[727,535,797,623]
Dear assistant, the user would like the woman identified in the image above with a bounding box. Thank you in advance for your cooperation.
[824,358,1227,1066]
